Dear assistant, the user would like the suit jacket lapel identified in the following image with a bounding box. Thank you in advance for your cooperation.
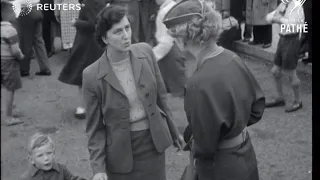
[130,52,143,85]
[97,49,146,96]
[97,51,125,95]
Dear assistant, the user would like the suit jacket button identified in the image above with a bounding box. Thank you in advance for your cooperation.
[140,84,145,89]
[145,93,149,98]
[151,113,154,116]
[149,104,152,107]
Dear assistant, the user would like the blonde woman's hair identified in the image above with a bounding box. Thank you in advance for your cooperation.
[28,133,54,155]
[167,1,222,45]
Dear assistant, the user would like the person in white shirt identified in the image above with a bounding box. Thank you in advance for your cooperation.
[265,0,304,112]
[153,0,187,97]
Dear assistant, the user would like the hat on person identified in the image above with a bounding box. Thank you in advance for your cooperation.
[163,0,205,29]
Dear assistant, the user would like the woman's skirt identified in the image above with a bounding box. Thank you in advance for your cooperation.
[57,33,104,86]
[107,129,166,180]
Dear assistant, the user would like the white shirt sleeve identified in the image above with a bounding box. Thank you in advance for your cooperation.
[153,4,175,61]
[266,10,276,24]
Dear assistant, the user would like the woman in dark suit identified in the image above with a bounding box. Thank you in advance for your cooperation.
[163,1,266,180]
[82,5,184,180]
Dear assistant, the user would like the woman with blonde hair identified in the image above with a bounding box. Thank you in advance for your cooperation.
[163,0,266,179]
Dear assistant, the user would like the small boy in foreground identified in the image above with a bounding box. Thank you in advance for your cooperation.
[20,133,87,180]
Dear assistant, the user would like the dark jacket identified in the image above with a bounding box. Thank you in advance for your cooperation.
[184,49,265,180]
[82,43,180,175]
[58,0,105,86]
[20,162,86,180]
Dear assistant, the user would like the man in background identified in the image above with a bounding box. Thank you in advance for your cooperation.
[41,0,56,57]
[16,0,52,77]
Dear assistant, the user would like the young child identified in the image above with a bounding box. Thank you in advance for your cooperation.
[20,133,87,180]
[1,1,24,126]
[265,0,304,112]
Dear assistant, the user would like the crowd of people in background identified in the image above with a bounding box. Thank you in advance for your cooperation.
[1,0,312,180]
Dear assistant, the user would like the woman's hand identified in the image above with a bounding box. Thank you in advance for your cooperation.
[70,18,77,27]
[173,134,185,151]
[93,173,108,180]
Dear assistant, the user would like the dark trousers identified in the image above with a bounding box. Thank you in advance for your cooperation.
[274,35,300,70]
[41,0,55,54]
[18,6,50,72]
[244,24,253,39]
[42,11,55,54]
[253,25,272,44]
[218,27,239,49]
[230,0,246,41]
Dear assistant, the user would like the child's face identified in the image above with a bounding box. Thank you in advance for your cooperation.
[29,143,55,171]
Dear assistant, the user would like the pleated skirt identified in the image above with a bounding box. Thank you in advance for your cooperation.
[107,129,166,180]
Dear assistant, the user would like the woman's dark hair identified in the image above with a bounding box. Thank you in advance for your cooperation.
[1,1,15,22]
[95,5,128,48]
